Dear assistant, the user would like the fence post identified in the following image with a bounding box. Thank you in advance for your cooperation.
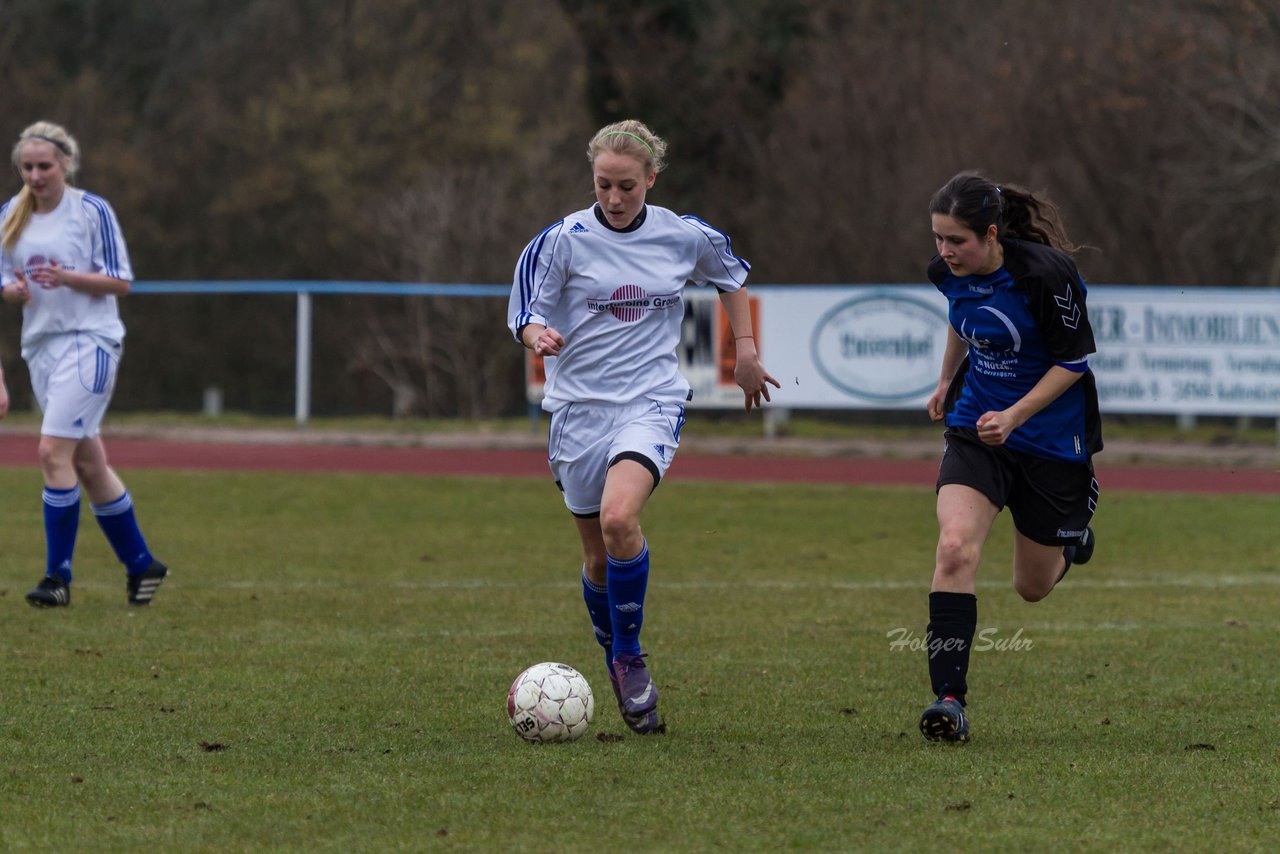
[296,290,312,426]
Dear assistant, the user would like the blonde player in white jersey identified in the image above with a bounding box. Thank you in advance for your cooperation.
[509,120,779,734]
[1,121,168,608]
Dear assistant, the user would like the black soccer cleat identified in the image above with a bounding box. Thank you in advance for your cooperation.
[127,560,169,606]
[920,695,970,743]
[26,576,71,608]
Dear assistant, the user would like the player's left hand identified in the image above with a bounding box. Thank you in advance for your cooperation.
[29,260,66,290]
[975,410,1020,445]
[734,353,781,413]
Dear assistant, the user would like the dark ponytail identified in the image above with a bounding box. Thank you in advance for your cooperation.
[930,171,1082,254]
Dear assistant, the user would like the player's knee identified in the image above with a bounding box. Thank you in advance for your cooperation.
[598,509,639,555]
[37,439,72,477]
[934,534,978,582]
[1014,576,1052,603]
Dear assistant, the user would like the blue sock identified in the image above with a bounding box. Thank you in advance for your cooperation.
[92,491,154,575]
[581,569,614,673]
[43,485,81,583]
[607,540,650,657]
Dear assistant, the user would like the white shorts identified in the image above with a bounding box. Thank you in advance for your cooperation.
[27,332,122,440]
[547,399,686,517]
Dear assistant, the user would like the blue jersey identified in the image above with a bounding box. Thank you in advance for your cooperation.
[929,238,1102,462]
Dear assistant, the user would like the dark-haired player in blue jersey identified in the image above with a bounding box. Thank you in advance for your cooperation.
[918,172,1100,743]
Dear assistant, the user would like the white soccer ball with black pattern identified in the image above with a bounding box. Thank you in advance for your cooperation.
[507,662,595,743]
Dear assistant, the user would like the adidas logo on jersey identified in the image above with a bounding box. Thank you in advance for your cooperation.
[652,444,666,460]
[569,222,589,234]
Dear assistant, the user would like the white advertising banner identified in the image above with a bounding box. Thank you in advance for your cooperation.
[527,284,1280,415]
[1087,286,1280,415]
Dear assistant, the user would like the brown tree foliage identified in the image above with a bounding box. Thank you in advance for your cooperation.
[0,0,1275,415]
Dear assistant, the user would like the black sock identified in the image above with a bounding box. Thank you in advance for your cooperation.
[1058,546,1074,582]
[927,591,978,705]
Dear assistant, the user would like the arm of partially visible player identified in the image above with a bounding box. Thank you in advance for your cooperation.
[975,365,1084,445]
[0,360,9,418]
[718,287,779,413]
[926,327,969,422]
[27,262,130,296]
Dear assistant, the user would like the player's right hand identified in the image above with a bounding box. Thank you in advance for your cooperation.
[5,271,32,305]
[925,383,947,421]
[531,326,565,357]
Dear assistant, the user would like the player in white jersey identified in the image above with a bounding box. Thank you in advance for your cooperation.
[508,120,779,734]
[0,121,168,608]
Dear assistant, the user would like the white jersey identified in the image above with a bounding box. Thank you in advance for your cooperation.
[0,186,130,358]
[509,204,749,411]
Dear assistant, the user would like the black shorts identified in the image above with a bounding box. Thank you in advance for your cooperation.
[936,427,1098,547]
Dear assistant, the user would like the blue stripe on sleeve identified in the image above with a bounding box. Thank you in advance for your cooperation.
[518,220,562,318]
[81,194,119,277]
[681,214,750,284]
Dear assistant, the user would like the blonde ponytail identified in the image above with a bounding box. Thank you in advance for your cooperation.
[1,186,35,250]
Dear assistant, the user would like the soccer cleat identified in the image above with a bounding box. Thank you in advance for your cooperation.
[623,706,664,735]
[605,666,664,734]
[613,653,658,717]
[26,576,71,608]
[611,653,664,734]
[127,560,169,606]
[920,695,970,743]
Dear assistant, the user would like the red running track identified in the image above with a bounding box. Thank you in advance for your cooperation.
[0,435,1275,494]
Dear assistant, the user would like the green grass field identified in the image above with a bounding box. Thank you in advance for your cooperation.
[2,467,1277,852]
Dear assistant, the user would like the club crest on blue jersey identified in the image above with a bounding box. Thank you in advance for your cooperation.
[586,284,682,322]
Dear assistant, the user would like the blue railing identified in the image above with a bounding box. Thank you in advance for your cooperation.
[133,281,509,424]
[133,281,507,297]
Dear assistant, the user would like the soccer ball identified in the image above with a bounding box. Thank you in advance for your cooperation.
[507,662,595,743]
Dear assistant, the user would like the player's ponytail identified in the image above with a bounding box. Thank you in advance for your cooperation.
[1,187,34,250]
[931,171,1083,255]
[4,121,80,249]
